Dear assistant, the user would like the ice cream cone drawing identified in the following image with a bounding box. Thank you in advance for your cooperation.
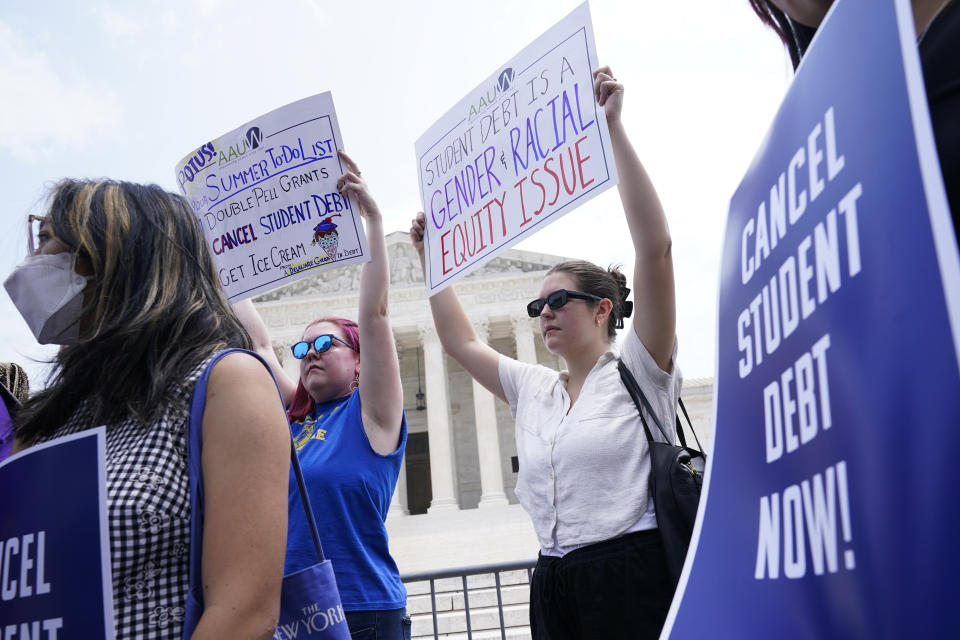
[312,214,341,262]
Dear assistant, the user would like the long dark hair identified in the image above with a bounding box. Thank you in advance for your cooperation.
[16,179,252,444]
[748,0,818,69]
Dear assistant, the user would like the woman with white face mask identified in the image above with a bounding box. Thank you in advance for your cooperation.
[4,179,290,640]
[4,215,93,344]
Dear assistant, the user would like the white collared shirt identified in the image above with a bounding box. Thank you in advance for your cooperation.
[499,326,682,553]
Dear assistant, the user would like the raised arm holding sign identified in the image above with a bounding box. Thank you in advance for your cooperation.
[410,67,682,640]
[597,66,677,372]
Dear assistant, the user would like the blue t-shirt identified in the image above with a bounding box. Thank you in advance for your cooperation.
[285,389,407,610]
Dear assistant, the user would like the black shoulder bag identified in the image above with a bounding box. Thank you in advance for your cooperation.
[618,361,706,586]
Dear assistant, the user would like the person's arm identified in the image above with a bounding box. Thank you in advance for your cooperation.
[231,298,297,407]
[337,152,404,456]
[595,66,676,372]
[409,213,506,402]
[191,352,290,640]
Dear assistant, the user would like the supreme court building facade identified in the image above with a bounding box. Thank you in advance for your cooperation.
[252,232,714,517]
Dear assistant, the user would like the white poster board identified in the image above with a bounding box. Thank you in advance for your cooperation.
[175,92,369,301]
[415,2,618,296]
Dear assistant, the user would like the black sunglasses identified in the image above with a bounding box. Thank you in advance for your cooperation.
[291,334,358,359]
[526,289,603,318]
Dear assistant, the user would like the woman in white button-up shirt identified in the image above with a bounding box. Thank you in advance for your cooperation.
[410,67,680,640]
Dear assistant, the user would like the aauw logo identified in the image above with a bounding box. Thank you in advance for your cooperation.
[246,126,262,149]
[468,67,515,120]
[497,67,514,92]
[218,126,263,165]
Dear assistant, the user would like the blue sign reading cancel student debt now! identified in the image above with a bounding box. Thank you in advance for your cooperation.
[663,0,960,637]
[0,429,115,639]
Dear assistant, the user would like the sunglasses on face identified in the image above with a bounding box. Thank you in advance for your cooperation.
[526,289,603,318]
[291,334,358,359]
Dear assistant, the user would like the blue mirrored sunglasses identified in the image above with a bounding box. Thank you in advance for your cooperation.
[291,334,357,359]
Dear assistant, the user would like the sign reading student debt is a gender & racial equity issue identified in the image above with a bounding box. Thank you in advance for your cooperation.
[664,0,960,637]
[1,429,115,639]
[176,92,369,302]
[416,2,618,295]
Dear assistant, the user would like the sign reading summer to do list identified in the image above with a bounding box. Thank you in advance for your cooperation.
[0,429,115,639]
[175,93,369,301]
[664,0,960,637]
[415,2,618,295]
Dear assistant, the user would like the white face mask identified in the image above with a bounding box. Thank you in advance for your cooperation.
[3,252,92,345]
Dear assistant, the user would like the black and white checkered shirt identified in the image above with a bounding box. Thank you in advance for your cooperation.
[37,357,211,639]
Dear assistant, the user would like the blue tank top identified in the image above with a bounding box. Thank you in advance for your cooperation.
[285,389,407,610]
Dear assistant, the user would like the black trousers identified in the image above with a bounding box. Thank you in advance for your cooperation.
[529,530,674,640]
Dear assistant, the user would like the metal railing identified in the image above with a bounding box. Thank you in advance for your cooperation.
[401,559,537,640]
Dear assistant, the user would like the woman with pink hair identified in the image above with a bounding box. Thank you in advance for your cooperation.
[234,151,409,639]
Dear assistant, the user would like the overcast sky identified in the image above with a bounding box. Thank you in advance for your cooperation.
[0,0,793,388]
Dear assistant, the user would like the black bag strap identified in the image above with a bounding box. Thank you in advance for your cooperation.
[618,360,703,451]
[677,397,704,453]
[617,360,670,444]
[289,438,326,561]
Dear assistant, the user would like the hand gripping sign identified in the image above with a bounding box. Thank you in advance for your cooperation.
[175,93,369,302]
[415,2,618,296]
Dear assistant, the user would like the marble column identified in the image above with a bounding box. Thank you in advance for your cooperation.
[511,315,539,365]
[419,325,459,512]
[388,459,409,517]
[279,341,301,383]
[472,321,508,507]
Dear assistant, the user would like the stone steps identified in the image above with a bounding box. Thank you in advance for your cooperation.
[412,627,532,640]
[411,603,530,639]
[406,569,533,639]
[409,583,530,614]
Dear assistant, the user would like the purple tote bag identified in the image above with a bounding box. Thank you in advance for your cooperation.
[182,349,350,640]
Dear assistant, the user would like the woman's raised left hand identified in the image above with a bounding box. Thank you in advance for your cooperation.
[336,150,381,221]
[593,66,624,124]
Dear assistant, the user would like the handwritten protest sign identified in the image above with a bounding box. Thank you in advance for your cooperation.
[175,93,369,302]
[415,2,617,295]
[664,0,960,637]
[0,429,115,639]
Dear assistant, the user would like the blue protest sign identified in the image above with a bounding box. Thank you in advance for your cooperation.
[0,428,114,639]
[664,0,960,637]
